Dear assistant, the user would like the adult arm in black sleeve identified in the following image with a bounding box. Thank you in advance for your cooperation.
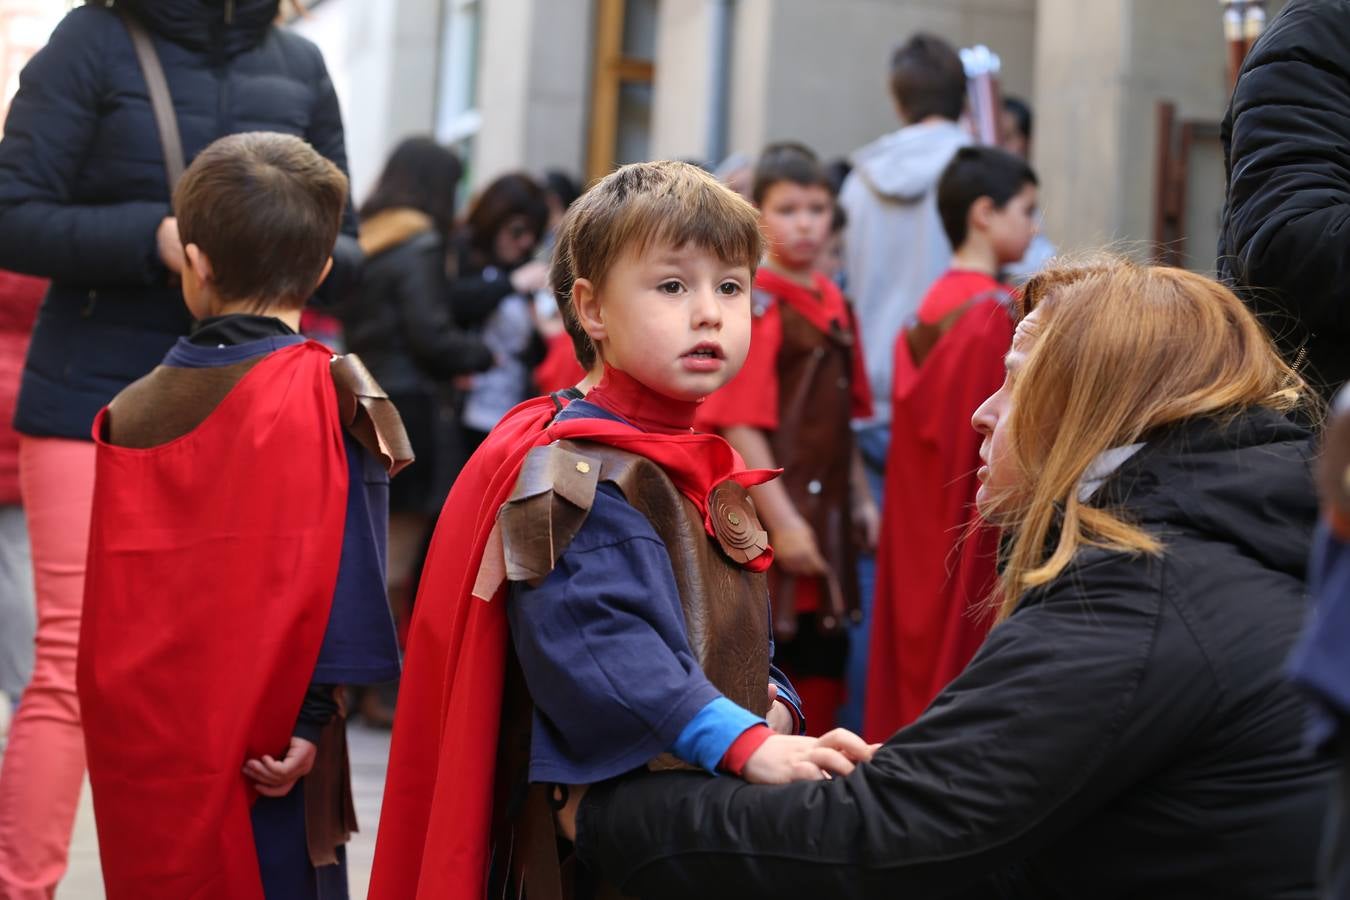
[398,235,494,378]
[447,271,515,328]
[1220,1,1350,338]
[0,8,171,286]
[576,552,1216,899]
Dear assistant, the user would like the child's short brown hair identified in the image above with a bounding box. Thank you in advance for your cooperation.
[173,132,348,308]
[549,161,763,369]
[750,142,833,206]
[889,33,967,124]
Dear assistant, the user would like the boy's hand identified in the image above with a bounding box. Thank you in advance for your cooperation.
[766,683,794,734]
[772,519,828,577]
[243,737,318,798]
[852,495,881,553]
[741,729,878,785]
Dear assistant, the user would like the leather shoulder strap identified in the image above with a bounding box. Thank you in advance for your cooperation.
[116,6,185,193]
[498,442,603,584]
[904,288,1012,368]
[330,353,414,477]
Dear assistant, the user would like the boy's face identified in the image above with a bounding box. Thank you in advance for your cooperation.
[759,182,834,271]
[574,242,752,402]
[986,183,1040,266]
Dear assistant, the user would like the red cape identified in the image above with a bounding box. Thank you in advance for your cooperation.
[370,391,773,899]
[77,342,349,900]
[864,297,1012,742]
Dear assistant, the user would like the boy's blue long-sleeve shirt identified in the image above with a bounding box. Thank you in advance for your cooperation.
[506,399,801,784]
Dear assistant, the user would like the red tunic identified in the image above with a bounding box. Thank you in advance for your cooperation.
[864,270,1014,742]
[78,342,349,900]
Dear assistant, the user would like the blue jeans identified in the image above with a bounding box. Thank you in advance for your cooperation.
[838,424,888,732]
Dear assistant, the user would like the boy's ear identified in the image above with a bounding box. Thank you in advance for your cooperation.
[969,195,996,232]
[572,277,607,343]
[313,255,334,292]
[184,243,212,282]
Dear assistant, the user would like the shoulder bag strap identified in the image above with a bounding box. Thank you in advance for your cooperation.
[115,5,186,193]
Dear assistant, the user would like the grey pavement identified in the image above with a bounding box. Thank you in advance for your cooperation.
[56,722,393,899]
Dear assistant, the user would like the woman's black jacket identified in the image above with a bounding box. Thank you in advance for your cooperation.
[342,221,493,397]
[0,0,359,440]
[577,408,1333,899]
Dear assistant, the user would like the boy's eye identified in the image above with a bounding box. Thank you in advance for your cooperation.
[718,281,742,295]
[658,280,683,294]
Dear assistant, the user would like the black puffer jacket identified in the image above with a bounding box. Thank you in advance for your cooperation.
[342,209,493,396]
[578,408,1332,899]
[0,0,358,440]
[1218,0,1350,398]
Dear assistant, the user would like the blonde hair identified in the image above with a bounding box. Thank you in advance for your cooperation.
[983,256,1308,620]
[549,160,764,368]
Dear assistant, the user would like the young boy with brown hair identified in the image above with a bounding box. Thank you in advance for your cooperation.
[78,132,410,900]
[371,160,872,900]
[695,143,877,732]
[866,145,1039,741]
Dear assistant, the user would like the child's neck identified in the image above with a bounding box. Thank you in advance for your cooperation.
[950,241,1000,278]
[585,365,698,435]
[762,256,817,289]
[209,299,302,332]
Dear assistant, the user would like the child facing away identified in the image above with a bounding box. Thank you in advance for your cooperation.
[865,145,1040,742]
[77,133,410,900]
[369,161,874,900]
[695,143,878,732]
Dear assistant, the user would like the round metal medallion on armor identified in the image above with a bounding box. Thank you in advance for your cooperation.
[708,480,769,565]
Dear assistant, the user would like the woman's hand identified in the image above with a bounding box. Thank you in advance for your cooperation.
[741,729,878,785]
[243,736,317,798]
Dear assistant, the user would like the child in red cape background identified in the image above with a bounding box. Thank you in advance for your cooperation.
[696,143,878,734]
[865,145,1040,740]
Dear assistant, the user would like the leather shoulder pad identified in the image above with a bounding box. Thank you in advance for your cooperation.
[500,442,603,583]
[330,353,415,477]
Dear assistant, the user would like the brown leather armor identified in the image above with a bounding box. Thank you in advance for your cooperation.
[497,439,772,729]
[768,299,861,637]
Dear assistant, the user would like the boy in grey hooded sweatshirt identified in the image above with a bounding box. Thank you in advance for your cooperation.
[839,33,970,442]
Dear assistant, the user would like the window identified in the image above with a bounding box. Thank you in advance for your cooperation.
[586,0,657,182]
[435,0,482,166]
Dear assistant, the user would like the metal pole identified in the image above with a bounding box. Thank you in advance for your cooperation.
[706,0,733,167]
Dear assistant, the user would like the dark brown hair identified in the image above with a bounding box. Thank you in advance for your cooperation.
[360,137,462,236]
[889,33,967,123]
[463,173,549,264]
[173,132,347,308]
[938,145,1038,248]
[751,142,832,206]
[549,160,764,369]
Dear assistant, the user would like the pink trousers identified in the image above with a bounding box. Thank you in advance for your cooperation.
[0,437,95,900]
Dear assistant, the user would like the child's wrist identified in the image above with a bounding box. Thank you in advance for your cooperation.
[719,724,774,777]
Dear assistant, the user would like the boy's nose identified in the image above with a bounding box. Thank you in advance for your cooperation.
[690,286,723,328]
